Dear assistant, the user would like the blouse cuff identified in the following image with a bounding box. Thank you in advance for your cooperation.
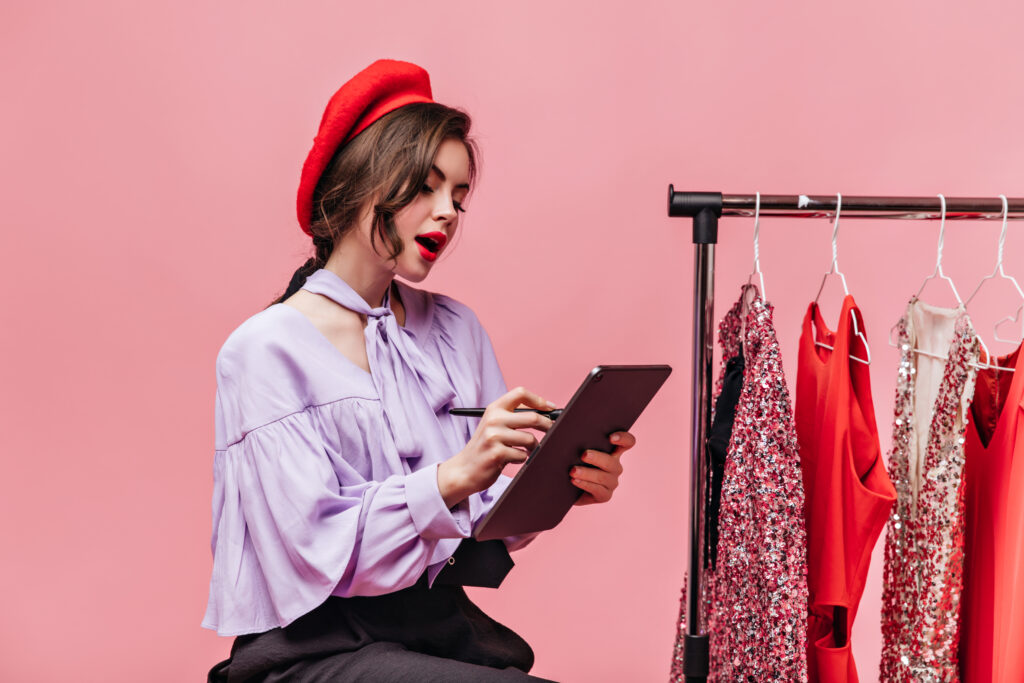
[405,463,472,540]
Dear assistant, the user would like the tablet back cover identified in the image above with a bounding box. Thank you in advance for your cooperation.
[473,364,671,541]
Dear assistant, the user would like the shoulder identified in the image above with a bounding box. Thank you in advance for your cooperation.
[396,281,488,344]
[215,304,298,379]
[411,287,506,400]
[215,303,370,411]
[432,292,485,330]
[213,306,318,447]
[407,282,491,348]
[214,304,379,446]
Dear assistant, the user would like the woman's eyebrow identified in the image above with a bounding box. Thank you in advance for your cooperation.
[431,164,470,190]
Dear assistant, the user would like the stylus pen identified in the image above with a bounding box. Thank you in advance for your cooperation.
[449,408,563,420]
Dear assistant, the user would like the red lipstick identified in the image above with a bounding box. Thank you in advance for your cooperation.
[414,232,447,263]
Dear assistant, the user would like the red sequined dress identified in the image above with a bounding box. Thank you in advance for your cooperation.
[879,299,980,682]
[671,287,808,682]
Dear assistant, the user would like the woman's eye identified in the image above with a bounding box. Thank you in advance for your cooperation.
[453,201,466,213]
[421,184,434,194]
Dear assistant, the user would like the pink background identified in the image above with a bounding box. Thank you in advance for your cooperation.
[3,2,1024,680]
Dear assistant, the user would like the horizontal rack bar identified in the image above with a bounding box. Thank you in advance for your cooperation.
[668,186,1024,220]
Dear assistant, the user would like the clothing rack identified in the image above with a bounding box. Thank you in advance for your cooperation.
[666,187,1024,683]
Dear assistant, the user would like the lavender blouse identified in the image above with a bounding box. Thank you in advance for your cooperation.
[202,268,533,637]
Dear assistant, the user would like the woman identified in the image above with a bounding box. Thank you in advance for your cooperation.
[203,59,636,682]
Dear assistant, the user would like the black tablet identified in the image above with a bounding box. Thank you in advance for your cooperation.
[473,364,672,541]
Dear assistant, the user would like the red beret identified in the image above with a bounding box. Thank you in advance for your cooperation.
[296,59,434,235]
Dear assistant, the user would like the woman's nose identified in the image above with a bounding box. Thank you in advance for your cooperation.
[433,193,457,221]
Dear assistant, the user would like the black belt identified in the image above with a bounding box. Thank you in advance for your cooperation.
[433,538,515,588]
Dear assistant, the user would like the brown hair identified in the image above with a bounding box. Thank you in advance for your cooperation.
[268,102,478,307]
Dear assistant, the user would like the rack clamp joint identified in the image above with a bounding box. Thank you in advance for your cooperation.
[667,185,722,245]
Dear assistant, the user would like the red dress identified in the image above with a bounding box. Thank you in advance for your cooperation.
[795,296,896,683]
[960,342,1024,682]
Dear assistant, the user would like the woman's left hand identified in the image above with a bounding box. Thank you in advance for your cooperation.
[571,431,636,505]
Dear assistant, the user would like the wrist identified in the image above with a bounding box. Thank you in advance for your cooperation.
[437,459,472,508]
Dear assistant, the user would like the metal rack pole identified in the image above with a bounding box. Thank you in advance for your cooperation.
[683,192,1024,220]
[665,186,1024,682]
[668,189,722,683]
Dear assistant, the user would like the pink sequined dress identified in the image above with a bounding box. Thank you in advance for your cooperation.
[671,287,808,682]
[880,299,980,682]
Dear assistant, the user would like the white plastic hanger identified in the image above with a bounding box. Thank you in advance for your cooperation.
[964,194,1021,368]
[914,195,965,306]
[965,195,1024,339]
[994,305,1024,345]
[888,194,1009,372]
[745,191,767,302]
[813,193,871,365]
[888,194,964,363]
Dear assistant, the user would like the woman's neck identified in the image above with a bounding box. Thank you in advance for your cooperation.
[323,251,395,309]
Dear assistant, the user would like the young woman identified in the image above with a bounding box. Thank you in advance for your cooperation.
[203,59,636,682]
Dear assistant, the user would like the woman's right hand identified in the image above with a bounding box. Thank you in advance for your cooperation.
[437,386,555,508]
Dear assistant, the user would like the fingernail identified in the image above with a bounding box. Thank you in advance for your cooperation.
[546,400,557,409]
[611,434,621,444]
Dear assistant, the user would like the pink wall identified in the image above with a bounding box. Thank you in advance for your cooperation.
[4,2,1024,680]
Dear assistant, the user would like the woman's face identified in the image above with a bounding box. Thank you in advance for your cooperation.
[376,137,471,283]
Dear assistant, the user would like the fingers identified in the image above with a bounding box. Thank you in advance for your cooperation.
[499,427,540,452]
[476,424,537,464]
[580,449,624,476]
[499,446,529,465]
[504,410,554,432]
[570,465,616,504]
[609,431,636,452]
[494,386,556,412]
[573,451,621,487]
[569,444,630,505]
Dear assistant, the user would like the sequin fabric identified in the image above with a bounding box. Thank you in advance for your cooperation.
[880,299,980,682]
[671,287,808,682]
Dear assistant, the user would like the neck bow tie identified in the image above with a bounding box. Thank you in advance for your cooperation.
[301,269,457,465]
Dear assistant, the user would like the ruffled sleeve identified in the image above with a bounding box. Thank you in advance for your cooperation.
[203,319,472,637]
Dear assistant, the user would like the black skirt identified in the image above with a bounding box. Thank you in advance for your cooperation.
[207,575,557,683]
